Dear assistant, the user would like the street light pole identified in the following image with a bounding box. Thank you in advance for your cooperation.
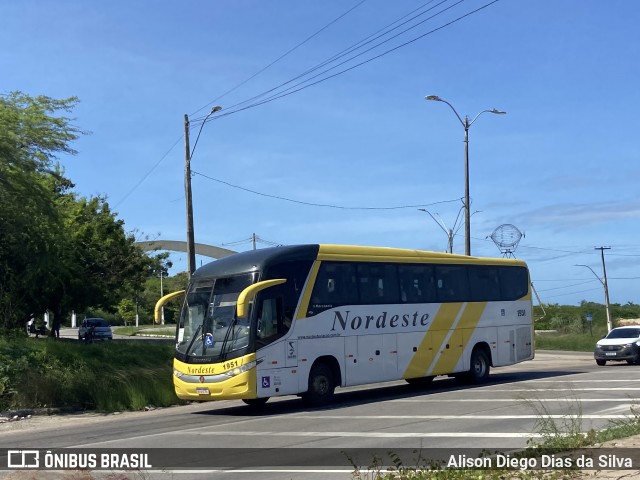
[596,246,613,332]
[418,207,464,254]
[576,252,613,332]
[184,114,196,277]
[183,106,222,277]
[425,95,506,256]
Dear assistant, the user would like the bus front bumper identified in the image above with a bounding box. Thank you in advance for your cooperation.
[173,359,258,401]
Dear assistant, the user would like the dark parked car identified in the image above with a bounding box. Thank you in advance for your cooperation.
[594,326,640,366]
[78,318,113,341]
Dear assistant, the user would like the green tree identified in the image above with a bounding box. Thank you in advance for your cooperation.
[0,92,82,328]
[0,91,164,331]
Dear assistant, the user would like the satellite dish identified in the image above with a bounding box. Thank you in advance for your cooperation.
[489,224,524,258]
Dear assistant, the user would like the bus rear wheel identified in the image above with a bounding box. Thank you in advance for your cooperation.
[303,363,335,406]
[242,397,269,407]
[459,348,490,383]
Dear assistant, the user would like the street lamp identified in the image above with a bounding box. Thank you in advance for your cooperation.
[184,106,222,277]
[425,95,506,256]
[418,207,464,254]
[575,261,613,332]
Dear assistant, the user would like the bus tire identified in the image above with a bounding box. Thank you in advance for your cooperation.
[461,348,490,383]
[242,397,269,407]
[303,363,335,406]
[406,376,434,388]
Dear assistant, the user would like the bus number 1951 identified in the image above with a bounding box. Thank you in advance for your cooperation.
[224,360,239,370]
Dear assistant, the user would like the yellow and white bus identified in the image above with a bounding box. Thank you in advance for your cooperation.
[173,244,533,406]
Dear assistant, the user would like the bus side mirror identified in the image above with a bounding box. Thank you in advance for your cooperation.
[236,279,287,318]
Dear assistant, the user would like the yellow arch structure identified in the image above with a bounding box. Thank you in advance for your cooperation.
[155,290,186,324]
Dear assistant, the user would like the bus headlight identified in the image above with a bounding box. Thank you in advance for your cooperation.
[173,368,185,379]
[223,360,256,378]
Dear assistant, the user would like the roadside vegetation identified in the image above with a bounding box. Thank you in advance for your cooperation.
[0,332,179,412]
[350,397,640,479]
[534,302,640,351]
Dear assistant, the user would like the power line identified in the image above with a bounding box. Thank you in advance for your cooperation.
[190,0,371,117]
[192,170,461,210]
[543,287,604,300]
[196,0,499,122]
[116,1,498,206]
[114,135,183,208]
[202,0,448,118]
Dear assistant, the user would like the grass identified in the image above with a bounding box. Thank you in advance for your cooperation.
[534,331,605,352]
[0,333,181,412]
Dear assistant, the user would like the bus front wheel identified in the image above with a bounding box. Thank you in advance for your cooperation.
[303,363,335,406]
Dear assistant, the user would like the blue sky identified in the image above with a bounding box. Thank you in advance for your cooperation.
[3,0,640,307]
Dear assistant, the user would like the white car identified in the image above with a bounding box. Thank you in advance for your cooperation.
[594,326,640,366]
[78,318,113,341]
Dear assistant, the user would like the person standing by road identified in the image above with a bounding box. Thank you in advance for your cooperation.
[52,320,60,339]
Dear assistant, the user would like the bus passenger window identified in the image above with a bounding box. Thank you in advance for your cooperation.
[398,264,436,303]
[309,262,357,314]
[357,263,399,305]
[435,265,470,302]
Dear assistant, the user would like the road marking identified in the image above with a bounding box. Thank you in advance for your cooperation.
[197,431,543,438]
[390,398,638,402]
[412,387,640,391]
[144,470,354,474]
[525,379,640,382]
[284,415,627,420]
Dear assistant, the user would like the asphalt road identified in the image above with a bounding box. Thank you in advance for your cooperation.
[56,327,173,342]
[3,350,637,480]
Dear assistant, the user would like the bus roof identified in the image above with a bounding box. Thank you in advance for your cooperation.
[193,244,527,278]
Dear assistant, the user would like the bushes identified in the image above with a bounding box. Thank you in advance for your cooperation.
[0,336,181,412]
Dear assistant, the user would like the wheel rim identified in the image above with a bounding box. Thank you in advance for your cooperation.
[314,376,329,396]
[473,355,486,377]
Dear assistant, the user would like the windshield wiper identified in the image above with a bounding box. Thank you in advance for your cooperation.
[184,324,202,357]
[219,317,237,360]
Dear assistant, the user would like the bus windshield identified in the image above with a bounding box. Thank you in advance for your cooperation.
[176,273,255,362]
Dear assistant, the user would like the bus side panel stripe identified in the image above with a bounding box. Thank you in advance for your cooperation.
[429,302,487,375]
[402,303,461,379]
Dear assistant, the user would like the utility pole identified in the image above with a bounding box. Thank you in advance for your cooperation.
[596,246,613,332]
[184,114,196,277]
[425,96,505,256]
[252,233,257,250]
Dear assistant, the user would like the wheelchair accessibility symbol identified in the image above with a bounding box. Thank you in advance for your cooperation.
[261,376,270,388]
